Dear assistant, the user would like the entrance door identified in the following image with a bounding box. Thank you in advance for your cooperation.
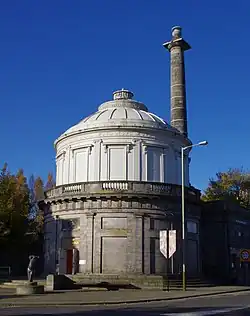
[66,249,73,274]
[187,239,199,276]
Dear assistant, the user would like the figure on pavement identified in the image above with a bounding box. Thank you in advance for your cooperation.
[27,255,39,282]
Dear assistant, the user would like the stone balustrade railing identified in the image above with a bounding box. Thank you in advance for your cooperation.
[62,184,82,193]
[45,181,200,202]
[102,181,129,190]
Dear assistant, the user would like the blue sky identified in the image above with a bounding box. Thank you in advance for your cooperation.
[0,0,249,191]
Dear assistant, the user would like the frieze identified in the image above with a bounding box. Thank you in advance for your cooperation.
[151,184,173,194]
[80,131,159,139]
[44,198,186,218]
[57,131,174,147]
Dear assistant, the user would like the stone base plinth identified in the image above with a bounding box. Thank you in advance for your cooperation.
[16,282,45,295]
[68,273,168,290]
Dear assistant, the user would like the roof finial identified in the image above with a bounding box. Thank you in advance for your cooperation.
[171,26,182,39]
[113,89,134,100]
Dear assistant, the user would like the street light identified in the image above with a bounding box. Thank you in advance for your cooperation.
[181,140,208,291]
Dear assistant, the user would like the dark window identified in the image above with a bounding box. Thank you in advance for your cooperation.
[150,238,156,274]
[150,218,155,230]
[61,218,80,231]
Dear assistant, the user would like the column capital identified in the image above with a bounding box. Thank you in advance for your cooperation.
[163,26,191,52]
[86,211,96,217]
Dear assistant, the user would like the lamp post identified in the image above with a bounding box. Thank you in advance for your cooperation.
[55,215,59,274]
[181,140,208,291]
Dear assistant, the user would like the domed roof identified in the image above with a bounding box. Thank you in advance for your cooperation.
[60,89,178,138]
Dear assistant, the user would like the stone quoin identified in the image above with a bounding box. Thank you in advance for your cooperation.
[41,27,202,281]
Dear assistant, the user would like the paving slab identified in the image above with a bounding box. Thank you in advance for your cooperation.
[0,286,249,307]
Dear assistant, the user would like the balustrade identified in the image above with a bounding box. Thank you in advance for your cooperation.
[45,181,199,201]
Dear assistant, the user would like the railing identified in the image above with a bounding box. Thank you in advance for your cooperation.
[45,181,200,201]
[62,184,82,193]
[102,182,128,190]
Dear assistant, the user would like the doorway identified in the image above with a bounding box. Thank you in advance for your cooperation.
[66,249,73,274]
[66,248,79,274]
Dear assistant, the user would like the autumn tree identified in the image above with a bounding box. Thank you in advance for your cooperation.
[202,168,250,208]
[45,172,55,191]
[0,164,50,274]
[0,164,30,240]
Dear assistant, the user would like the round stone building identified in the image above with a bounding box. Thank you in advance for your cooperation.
[43,27,202,283]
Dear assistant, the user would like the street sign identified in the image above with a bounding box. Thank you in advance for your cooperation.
[160,230,168,258]
[168,230,177,258]
[160,230,177,259]
[240,249,250,262]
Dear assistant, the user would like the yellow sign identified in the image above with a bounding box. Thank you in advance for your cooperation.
[72,238,80,246]
[240,249,250,262]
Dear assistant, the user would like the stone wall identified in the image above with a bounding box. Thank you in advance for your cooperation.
[43,184,202,277]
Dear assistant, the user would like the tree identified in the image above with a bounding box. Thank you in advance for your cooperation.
[0,163,15,238]
[0,164,47,274]
[0,164,30,240]
[28,175,44,234]
[202,168,250,208]
[45,172,55,191]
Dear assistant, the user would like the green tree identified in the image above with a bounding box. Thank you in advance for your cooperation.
[0,165,47,274]
[0,163,15,238]
[0,165,30,240]
[28,175,44,235]
[202,168,250,208]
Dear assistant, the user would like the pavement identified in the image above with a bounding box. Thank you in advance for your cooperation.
[0,286,250,307]
[1,289,250,315]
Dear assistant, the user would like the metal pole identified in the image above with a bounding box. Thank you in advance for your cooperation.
[55,215,59,274]
[181,147,186,291]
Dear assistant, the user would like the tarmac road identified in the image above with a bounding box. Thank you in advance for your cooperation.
[1,291,250,315]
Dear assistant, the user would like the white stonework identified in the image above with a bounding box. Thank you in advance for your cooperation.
[55,89,191,186]
[43,28,202,282]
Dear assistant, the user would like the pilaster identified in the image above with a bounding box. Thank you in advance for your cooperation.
[85,212,96,273]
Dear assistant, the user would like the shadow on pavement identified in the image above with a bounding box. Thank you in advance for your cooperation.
[0,305,247,316]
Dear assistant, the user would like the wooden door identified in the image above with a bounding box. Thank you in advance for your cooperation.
[66,249,73,274]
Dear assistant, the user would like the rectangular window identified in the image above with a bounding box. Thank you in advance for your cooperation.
[108,146,126,180]
[187,221,198,234]
[150,218,155,230]
[56,157,64,185]
[147,147,161,182]
[61,218,80,231]
[74,148,88,182]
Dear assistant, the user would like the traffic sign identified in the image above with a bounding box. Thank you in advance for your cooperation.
[240,249,250,262]
[160,230,176,259]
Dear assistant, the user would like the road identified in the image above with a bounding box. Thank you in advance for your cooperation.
[1,291,250,315]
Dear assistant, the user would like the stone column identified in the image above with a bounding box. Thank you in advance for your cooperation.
[143,215,151,274]
[133,213,145,274]
[163,26,191,137]
[85,211,96,273]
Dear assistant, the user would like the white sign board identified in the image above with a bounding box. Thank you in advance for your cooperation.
[159,230,176,259]
[79,260,86,265]
[160,230,168,258]
[168,230,176,258]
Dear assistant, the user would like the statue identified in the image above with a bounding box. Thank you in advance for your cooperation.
[27,255,39,283]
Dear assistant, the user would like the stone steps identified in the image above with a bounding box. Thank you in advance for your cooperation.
[68,274,217,290]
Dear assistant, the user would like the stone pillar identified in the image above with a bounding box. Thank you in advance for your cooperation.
[133,213,144,273]
[85,212,96,273]
[143,215,151,274]
[163,26,191,137]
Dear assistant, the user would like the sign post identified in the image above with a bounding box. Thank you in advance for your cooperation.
[160,230,176,259]
[240,249,250,262]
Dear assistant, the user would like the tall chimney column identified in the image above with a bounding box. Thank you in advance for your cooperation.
[163,26,191,137]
